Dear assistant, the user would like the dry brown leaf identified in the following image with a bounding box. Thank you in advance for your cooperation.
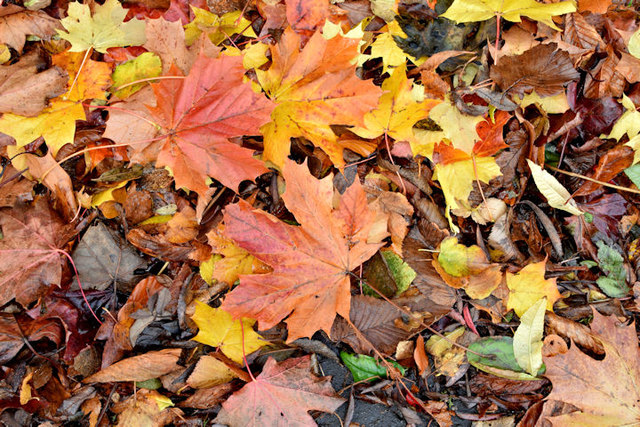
[490,44,580,97]
[583,50,625,99]
[563,13,604,50]
[0,50,67,116]
[84,348,182,383]
[331,295,413,355]
[0,5,60,52]
[545,312,604,355]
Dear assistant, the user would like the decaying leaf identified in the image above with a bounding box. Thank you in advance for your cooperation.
[84,348,181,383]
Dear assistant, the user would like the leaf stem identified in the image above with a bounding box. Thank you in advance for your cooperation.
[111,75,185,92]
[66,48,92,100]
[547,165,640,195]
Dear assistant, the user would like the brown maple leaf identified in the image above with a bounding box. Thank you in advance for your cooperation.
[215,356,345,426]
[220,159,384,341]
[542,310,640,425]
[490,43,580,97]
[104,53,274,197]
[0,199,75,307]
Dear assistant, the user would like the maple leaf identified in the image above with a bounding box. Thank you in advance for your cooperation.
[215,356,345,426]
[506,260,562,316]
[441,0,577,31]
[351,64,440,144]
[57,0,146,53]
[257,27,382,168]
[0,99,85,156]
[107,53,273,196]
[184,9,256,45]
[542,310,640,425]
[0,5,61,52]
[220,159,384,341]
[191,301,266,364]
[51,50,112,102]
[0,199,75,307]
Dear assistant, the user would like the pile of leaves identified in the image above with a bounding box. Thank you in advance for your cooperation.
[1,0,640,425]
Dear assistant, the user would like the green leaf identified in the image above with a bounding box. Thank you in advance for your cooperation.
[340,351,405,382]
[381,250,416,295]
[625,163,640,189]
[135,378,162,390]
[595,241,629,297]
[467,336,545,380]
[111,52,162,99]
[57,0,146,53]
[526,160,583,216]
[513,298,546,376]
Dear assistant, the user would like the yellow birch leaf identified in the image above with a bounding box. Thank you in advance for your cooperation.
[441,0,576,31]
[0,99,85,155]
[57,0,146,53]
[351,64,439,143]
[191,301,266,364]
[110,52,161,99]
[506,260,561,317]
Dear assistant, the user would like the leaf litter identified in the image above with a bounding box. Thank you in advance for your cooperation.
[1,0,640,425]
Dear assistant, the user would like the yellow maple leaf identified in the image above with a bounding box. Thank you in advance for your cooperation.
[191,301,266,364]
[441,0,576,31]
[257,27,382,168]
[57,0,146,53]
[506,260,562,316]
[603,95,640,165]
[0,100,85,155]
[411,97,484,158]
[185,8,256,46]
[352,64,439,144]
[52,50,113,102]
[362,21,423,72]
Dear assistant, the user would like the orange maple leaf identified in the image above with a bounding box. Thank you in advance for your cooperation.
[220,159,384,341]
[215,356,345,426]
[257,27,382,168]
[106,53,274,196]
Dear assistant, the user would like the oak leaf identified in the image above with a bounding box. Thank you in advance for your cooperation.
[190,300,266,364]
[0,99,85,156]
[0,199,75,307]
[506,260,562,316]
[215,356,345,426]
[542,310,640,426]
[257,27,382,168]
[441,0,576,31]
[0,5,61,52]
[220,159,384,341]
[57,0,146,53]
[107,53,273,196]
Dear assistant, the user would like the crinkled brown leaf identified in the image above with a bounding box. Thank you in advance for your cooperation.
[84,348,181,383]
[490,44,579,97]
[0,5,61,52]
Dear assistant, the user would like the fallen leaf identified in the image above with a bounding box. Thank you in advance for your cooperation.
[0,50,67,116]
[513,297,546,376]
[110,52,162,99]
[191,300,266,364]
[490,44,580,97]
[186,355,238,389]
[84,348,181,383]
[0,99,85,156]
[352,63,439,144]
[215,356,345,426]
[257,27,382,168]
[220,159,383,341]
[526,160,583,216]
[57,0,146,53]
[0,199,75,307]
[543,311,640,425]
[184,9,256,45]
[114,53,273,196]
[0,5,61,52]
[441,0,576,31]
[112,389,181,427]
[51,50,112,102]
[506,260,562,317]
